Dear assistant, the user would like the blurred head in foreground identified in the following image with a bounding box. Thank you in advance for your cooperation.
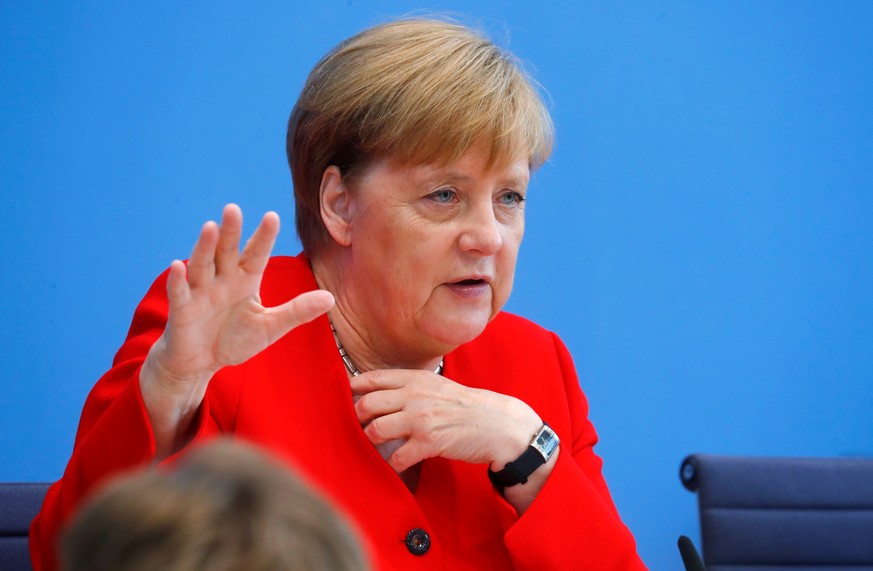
[61,439,368,571]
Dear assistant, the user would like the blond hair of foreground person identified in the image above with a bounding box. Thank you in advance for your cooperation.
[61,440,368,571]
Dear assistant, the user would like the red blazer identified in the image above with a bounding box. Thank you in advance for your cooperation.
[31,255,647,570]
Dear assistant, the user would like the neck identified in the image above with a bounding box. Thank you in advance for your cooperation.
[311,252,446,374]
[329,315,443,377]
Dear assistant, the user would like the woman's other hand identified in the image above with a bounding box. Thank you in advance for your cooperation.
[140,204,334,459]
[351,370,557,514]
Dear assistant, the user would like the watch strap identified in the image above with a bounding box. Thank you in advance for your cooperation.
[487,423,559,488]
[488,446,546,487]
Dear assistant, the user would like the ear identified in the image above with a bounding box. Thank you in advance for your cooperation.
[319,165,353,246]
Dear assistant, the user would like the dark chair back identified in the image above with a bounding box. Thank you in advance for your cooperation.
[680,454,873,571]
[0,483,50,571]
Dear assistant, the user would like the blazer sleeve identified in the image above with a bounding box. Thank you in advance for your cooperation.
[29,270,230,571]
[502,333,648,570]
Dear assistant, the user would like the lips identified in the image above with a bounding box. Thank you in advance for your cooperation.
[445,277,490,298]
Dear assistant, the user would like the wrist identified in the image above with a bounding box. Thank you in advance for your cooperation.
[140,346,213,429]
[488,399,542,471]
[500,446,559,516]
[142,340,214,403]
[488,423,561,488]
[139,356,209,460]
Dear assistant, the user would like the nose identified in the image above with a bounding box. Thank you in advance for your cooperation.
[458,203,502,255]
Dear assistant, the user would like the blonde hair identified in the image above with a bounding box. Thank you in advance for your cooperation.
[287,18,554,256]
[61,440,368,571]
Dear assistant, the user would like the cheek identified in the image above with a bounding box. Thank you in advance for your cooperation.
[498,224,523,283]
[502,221,524,260]
[494,228,523,293]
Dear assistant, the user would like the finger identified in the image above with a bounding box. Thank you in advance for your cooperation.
[239,211,280,275]
[186,220,219,288]
[350,369,411,395]
[262,289,334,342]
[166,260,191,307]
[387,440,430,473]
[354,389,405,424]
[362,410,410,446]
[214,204,242,275]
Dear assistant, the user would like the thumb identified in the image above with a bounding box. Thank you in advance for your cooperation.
[269,289,335,333]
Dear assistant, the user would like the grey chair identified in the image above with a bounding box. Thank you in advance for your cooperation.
[680,454,873,571]
[0,483,50,571]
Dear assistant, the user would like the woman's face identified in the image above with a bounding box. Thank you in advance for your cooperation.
[341,144,529,360]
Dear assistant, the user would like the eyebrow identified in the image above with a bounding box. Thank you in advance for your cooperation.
[417,168,530,188]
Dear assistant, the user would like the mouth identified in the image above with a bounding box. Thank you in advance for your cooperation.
[445,277,491,299]
[454,278,487,286]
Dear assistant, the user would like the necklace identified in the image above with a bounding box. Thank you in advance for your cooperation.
[328,316,444,377]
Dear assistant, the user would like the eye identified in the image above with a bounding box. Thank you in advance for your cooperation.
[496,191,525,207]
[428,187,458,204]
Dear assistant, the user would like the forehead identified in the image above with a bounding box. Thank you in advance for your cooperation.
[380,147,531,188]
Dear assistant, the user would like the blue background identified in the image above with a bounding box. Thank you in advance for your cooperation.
[2,2,872,569]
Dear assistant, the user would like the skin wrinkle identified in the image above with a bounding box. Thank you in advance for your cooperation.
[314,143,528,375]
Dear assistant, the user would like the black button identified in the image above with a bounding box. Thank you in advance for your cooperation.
[405,528,431,555]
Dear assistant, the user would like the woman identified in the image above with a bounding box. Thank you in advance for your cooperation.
[31,18,647,570]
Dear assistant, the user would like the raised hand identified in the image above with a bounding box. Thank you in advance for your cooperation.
[140,204,334,458]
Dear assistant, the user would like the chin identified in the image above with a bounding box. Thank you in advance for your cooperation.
[425,315,491,348]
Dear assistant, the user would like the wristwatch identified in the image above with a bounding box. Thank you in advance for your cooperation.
[488,423,560,488]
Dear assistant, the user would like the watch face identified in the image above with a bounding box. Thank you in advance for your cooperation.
[531,425,560,461]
